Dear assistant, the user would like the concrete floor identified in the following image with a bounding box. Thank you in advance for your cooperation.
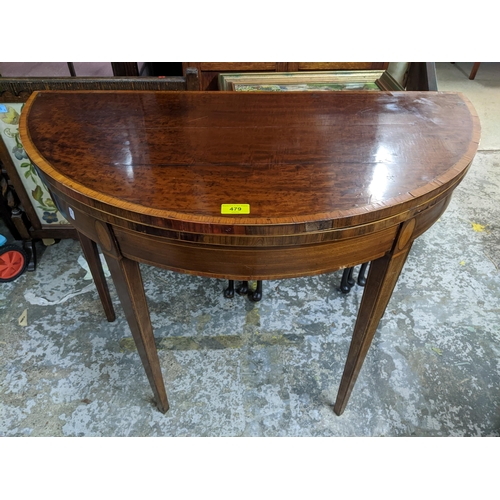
[1,63,499,436]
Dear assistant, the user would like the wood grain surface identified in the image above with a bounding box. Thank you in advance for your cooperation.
[20,91,480,230]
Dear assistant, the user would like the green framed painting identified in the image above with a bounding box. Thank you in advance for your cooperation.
[0,102,68,226]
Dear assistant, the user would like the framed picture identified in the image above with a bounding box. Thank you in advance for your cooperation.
[218,70,404,92]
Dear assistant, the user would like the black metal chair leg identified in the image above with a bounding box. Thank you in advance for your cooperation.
[357,262,369,286]
[248,280,263,302]
[236,280,250,295]
[23,239,37,272]
[339,267,355,293]
[226,280,263,301]
[224,280,235,298]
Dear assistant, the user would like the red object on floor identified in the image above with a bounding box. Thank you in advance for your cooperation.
[0,245,27,281]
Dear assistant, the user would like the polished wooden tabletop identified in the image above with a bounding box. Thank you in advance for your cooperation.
[19,90,480,416]
[22,91,479,231]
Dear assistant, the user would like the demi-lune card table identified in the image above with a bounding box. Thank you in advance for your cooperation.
[19,91,480,415]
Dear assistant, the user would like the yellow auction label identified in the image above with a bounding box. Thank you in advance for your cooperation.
[221,204,250,214]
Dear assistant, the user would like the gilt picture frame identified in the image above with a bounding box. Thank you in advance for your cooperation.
[218,70,404,92]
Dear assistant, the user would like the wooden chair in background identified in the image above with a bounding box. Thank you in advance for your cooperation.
[469,63,481,80]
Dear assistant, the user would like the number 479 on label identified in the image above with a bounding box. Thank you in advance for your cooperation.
[221,204,250,214]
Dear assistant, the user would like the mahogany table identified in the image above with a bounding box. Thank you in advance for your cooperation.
[19,91,480,415]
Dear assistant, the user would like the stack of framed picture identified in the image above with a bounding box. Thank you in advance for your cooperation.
[218,69,404,92]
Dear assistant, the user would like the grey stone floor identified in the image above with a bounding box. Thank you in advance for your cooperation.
[1,150,499,436]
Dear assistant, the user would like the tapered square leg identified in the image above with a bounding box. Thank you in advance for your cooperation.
[334,237,413,415]
[77,231,115,322]
[104,254,169,413]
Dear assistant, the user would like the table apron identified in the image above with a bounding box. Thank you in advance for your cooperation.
[113,224,398,280]
[48,186,452,281]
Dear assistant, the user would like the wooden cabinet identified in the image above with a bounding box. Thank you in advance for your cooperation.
[182,62,389,90]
